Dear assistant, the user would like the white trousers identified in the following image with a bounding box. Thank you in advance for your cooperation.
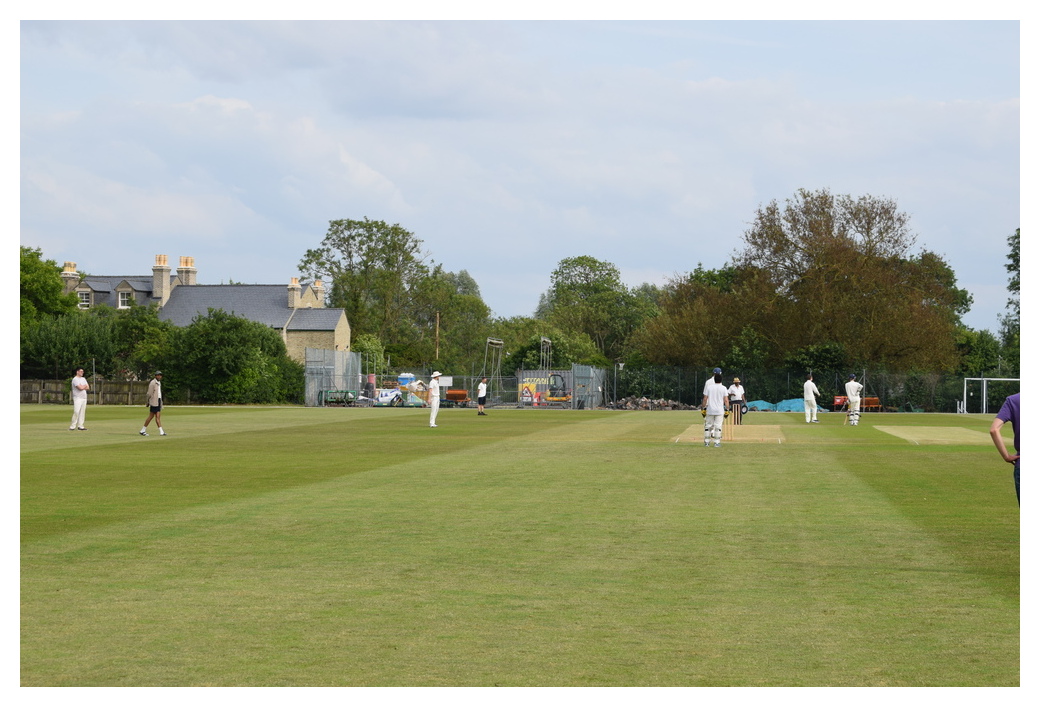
[71,397,87,428]
[429,398,440,426]
[848,396,861,423]
[804,398,817,422]
[704,414,723,442]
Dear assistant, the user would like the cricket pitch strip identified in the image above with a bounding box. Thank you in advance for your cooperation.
[675,424,786,444]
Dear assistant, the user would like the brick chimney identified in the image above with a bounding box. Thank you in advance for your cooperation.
[288,277,301,308]
[177,256,197,286]
[61,261,80,294]
[312,280,325,307]
[152,254,171,306]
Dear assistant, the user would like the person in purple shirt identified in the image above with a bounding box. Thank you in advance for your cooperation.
[989,392,1020,505]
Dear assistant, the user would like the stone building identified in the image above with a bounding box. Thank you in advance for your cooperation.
[60,255,350,363]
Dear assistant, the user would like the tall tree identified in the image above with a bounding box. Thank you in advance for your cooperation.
[735,188,965,371]
[407,266,492,370]
[739,189,916,292]
[299,218,432,344]
[537,255,653,360]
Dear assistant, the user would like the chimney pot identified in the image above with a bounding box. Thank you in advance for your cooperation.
[176,255,197,286]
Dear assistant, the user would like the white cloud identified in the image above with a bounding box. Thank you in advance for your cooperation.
[19,20,1020,331]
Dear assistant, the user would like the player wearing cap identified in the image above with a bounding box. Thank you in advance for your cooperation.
[428,371,442,427]
[727,377,746,425]
[703,367,723,397]
[140,371,167,436]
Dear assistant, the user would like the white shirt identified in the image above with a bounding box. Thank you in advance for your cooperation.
[704,382,728,416]
[71,375,88,400]
[428,377,440,398]
[727,384,745,402]
[845,380,863,399]
[803,380,820,400]
[477,382,487,397]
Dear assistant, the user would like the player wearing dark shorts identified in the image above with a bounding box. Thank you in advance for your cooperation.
[477,377,488,416]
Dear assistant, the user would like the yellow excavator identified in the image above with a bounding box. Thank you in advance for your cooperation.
[543,373,572,407]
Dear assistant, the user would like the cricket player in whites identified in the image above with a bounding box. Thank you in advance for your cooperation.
[845,373,864,425]
[702,369,729,447]
[428,371,442,428]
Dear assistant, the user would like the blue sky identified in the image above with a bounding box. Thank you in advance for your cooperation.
[19,18,1020,333]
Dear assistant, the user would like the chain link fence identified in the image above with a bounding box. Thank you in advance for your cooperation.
[607,366,1018,413]
[328,361,1019,414]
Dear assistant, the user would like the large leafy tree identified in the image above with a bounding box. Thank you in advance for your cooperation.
[630,264,780,367]
[20,312,117,380]
[500,321,608,370]
[632,190,970,372]
[485,316,608,371]
[299,218,432,345]
[536,255,654,361]
[351,333,388,376]
[955,328,1001,377]
[166,309,303,404]
[107,302,176,380]
[734,188,967,371]
[20,246,78,329]
[406,267,492,371]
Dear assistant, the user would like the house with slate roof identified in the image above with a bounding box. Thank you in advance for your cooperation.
[60,255,350,363]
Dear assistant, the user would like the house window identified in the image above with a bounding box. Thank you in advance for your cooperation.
[118,292,133,309]
[78,291,91,309]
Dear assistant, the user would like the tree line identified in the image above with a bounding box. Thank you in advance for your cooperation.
[20,188,1020,404]
[299,191,1019,381]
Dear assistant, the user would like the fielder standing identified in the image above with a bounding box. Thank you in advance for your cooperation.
[803,373,821,424]
[69,367,90,431]
[428,371,442,428]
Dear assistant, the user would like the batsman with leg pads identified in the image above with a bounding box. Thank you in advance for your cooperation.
[702,368,729,447]
[845,373,864,426]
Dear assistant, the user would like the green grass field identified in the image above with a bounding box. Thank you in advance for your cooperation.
[20,404,1019,686]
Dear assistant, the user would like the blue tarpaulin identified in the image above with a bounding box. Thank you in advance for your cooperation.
[747,399,830,413]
